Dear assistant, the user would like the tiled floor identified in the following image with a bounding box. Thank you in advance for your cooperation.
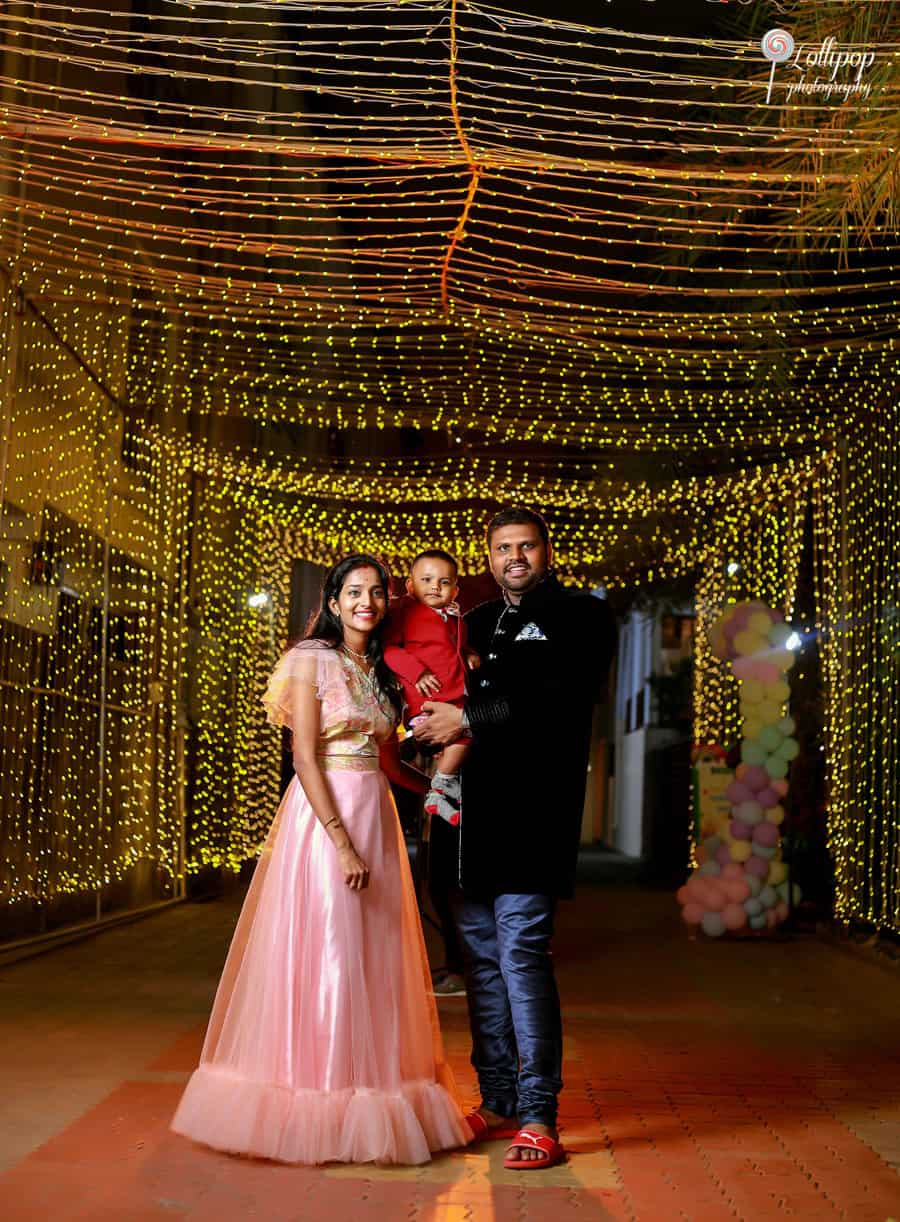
[2,883,900,1220]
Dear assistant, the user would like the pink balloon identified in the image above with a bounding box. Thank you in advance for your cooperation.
[686,875,707,901]
[753,821,779,847]
[723,903,748,931]
[730,819,752,841]
[688,875,713,900]
[726,781,751,805]
[745,855,769,880]
[725,879,751,903]
[756,662,780,685]
[730,604,752,631]
[774,901,789,921]
[765,909,779,928]
[676,885,689,904]
[721,863,744,881]
[732,656,754,680]
[715,844,732,866]
[703,883,726,912]
[682,903,704,926]
[772,778,789,797]
[757,786,779,809]
[742,765,769,792]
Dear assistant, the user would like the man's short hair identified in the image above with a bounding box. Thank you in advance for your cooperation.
[485,507,550,549]
[410,548,458,576]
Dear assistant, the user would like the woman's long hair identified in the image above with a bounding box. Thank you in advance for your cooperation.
[304,554,402,715]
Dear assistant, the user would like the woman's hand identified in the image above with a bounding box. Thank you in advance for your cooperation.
[337,844,369,891]
[415,670,442,697]
[465,650,481,671]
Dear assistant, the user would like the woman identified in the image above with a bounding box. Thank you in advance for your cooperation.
[171,555,471,1165]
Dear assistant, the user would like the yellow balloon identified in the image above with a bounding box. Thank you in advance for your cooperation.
[766,805,785,825]
[730,841,752,863]
[734,630,762,656]
[742,680,764,705]
[748,611,773,635]
[772,680,791,703]
[768,861,788,886]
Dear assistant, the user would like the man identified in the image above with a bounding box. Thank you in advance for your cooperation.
[414,507,616,1168]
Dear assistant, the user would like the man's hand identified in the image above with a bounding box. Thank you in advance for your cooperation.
[465,650,481,671]
[413,701,464,746]
[414,670,442,697]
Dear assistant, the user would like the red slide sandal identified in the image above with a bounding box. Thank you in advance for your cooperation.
[465,1112,520,1143]
[502,1128,566,1170]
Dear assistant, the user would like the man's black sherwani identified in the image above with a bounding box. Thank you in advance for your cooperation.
[461,573,617,899]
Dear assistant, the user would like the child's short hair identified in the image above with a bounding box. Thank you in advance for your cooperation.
[410,549,458,576]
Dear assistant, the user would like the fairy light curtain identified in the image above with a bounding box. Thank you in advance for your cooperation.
[0,1,898,931]
[0,301,187,910]
[188,452,821,871]
[814,409,900,931]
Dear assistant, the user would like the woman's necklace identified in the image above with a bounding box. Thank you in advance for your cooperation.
[340,642,374,683]
[339,643,393,717]
[341,641,370,667]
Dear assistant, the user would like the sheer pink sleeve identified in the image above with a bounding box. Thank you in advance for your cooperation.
[261,641,344,729]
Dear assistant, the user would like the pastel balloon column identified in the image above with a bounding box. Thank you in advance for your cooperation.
[678,601,801,937]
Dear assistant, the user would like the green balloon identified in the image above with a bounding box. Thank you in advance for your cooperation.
[742,740,766,766]
[765,755,789,779]
[759,725,783,751]
[778,715,796,736]
[752,844,777,859]
[768,623,794,649]
[778,737,799,761]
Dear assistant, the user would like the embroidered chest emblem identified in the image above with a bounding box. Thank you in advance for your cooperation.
[514,622,547,641]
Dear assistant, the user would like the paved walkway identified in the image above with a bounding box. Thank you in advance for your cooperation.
[2,882,900,1221]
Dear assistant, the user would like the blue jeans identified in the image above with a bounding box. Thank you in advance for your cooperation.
[452,893,562,1127]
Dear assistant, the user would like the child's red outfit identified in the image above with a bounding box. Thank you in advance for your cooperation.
[382,596,469,725]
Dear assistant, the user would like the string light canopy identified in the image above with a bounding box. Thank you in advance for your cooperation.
[0,1,898,933]
[2,0,898,450]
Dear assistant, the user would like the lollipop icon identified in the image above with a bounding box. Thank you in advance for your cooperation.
[761,29,795,104]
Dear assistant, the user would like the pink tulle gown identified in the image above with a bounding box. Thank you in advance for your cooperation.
[171,640,470,1165]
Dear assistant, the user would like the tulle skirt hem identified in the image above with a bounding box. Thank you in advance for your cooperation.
[171,1063,470,1166]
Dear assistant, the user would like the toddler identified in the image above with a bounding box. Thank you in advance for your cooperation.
[383,550,478,825]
